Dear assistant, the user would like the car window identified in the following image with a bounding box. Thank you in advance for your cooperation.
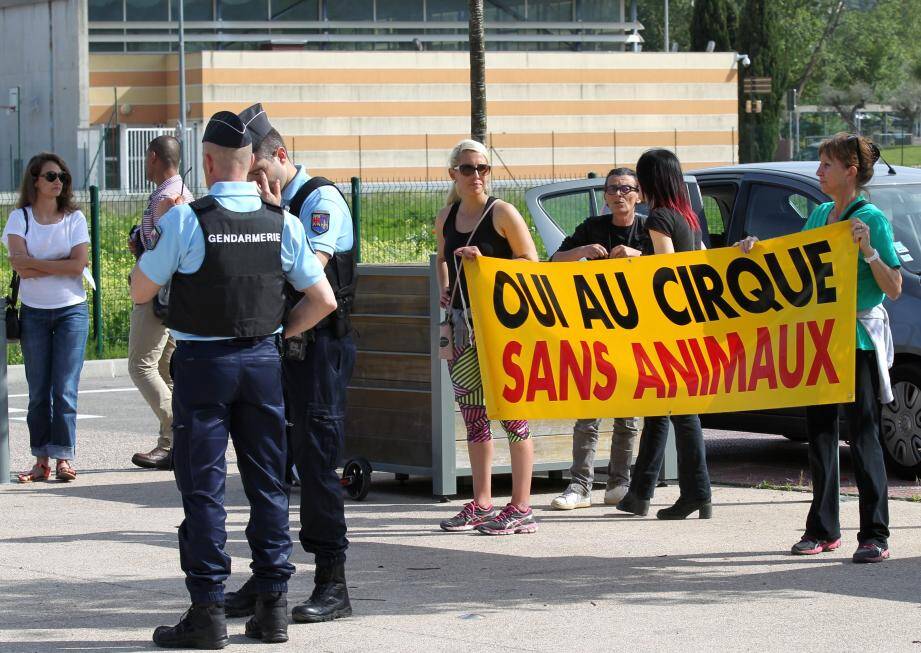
[865,183,921,274]
[539,190,597,237]
[744,183,815,241]
[699,183,737,248]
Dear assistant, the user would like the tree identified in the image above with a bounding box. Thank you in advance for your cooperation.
[636,0,695,52]
[468,0,487,144]
[690,0,738,52]
[737,0,788,162]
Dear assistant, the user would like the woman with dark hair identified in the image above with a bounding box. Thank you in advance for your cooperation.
[2,153,90,482]
[739,133,901,562]
[615,148,713,520]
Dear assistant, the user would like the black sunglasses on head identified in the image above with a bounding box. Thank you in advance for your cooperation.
[37,171,70,183]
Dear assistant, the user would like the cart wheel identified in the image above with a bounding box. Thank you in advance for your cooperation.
[342,458,372,501]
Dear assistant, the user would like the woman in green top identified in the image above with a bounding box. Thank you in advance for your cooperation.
[740,133,902,563]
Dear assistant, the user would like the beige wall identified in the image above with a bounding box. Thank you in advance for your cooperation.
[90,50,740,180]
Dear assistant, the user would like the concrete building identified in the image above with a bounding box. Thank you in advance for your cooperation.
[2,0,743,191]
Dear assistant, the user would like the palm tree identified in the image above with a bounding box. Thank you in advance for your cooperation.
[468,0,487,144]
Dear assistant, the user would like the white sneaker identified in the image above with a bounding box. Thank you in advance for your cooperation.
[604,485,629,505]
[550,489,591,510]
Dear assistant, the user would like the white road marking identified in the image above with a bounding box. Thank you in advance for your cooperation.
[7,387,138,399]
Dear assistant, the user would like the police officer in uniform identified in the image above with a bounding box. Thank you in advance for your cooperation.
[222,103,357,624]
[131,111,336,649]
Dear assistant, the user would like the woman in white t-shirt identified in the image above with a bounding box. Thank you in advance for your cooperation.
[2,153,91,482]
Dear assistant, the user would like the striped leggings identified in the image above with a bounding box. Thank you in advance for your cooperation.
[447,340,530,444]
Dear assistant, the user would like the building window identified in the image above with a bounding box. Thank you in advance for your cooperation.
[171,0,215,21]
[219,0,268,21]
[427,0,467,21]
[376,0,422,22]
[485,0,526,22]
[271,0,318,20]
[89,0,123,21]
[528,0,573,21]
[325,0,372,21]
[579,0,619,22]
[126,0,168,21]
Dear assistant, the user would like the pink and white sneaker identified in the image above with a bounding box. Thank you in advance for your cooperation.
[440,501,500,532]
[475,503,538,535]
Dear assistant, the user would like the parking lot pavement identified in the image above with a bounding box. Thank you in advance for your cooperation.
[2,378,920,651]
[1,466,921,652]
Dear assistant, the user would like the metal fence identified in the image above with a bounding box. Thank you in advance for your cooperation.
[0,176,568,360]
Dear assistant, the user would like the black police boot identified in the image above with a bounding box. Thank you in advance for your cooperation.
[224,576,258,618]
[291,563,352,623]
[152,603,229,650]
[244,592,289,643]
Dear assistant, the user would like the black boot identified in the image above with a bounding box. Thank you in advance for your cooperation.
[244,592,289,643]
[615,492,650,517]
[657,497,712,520]
[224,576,258,618]
[291,563,352,623]
[153,603,229,650]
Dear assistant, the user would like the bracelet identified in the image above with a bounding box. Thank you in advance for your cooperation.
[863,249,880,264]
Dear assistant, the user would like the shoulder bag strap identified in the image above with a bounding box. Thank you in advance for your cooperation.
[445,196,499,310]
[840,198,869,223]
[9,207,30,305]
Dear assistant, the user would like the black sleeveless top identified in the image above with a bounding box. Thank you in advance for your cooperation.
[443,197,513,309]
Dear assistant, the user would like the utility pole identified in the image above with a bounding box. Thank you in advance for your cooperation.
[177,0,188,170]
[468,0,487,144]
[663,0,670,52]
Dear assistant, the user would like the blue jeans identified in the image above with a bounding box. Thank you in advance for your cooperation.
[20,302,89,460]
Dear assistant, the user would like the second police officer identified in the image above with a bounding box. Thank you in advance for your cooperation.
[132,111,336,648]
[224,104,358,623]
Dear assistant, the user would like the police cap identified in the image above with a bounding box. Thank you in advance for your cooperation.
[202,111,252,149]
[237,103,273,149]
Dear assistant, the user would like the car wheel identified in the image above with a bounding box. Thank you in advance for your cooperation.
[881,363,921,479]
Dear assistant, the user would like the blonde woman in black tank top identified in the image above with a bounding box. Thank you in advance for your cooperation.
[434,139,540,535]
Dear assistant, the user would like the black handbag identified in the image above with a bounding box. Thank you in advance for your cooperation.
[5,272,21,342]
[5,207,29,342]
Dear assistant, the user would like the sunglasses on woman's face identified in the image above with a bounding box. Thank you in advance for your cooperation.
[453,163,491,177]
[37,171,70,183]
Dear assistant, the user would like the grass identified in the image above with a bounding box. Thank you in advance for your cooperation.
[880,144,921,168]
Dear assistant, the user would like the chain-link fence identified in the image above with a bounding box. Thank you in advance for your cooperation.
[0,176,568,361]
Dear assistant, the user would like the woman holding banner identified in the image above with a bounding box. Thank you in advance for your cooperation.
[615,149,713,520]
[739,133,901,563]
[435,139,541,535]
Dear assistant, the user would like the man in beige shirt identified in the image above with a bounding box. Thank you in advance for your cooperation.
[129,135,193,469]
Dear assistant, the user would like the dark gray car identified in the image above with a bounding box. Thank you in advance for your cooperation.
[526,163,921,478]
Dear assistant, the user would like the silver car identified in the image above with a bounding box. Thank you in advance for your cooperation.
[526,163,921,478]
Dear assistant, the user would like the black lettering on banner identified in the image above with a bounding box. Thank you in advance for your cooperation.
[595,272,639,329]
[689,264,740,321]
[677,266,707,323]
[652,267,691,326]
[541,275,569,328]
[515,273,560,327]
[493,271,529,329]
[803,241,836,304]
[574,276,614,329]
[763,247,813,307]
[726,257,783,314]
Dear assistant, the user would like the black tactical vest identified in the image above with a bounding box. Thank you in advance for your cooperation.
[166,196,286,338]
[286,176,358,335]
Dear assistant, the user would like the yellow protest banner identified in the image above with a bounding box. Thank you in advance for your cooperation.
[465,221,857,420]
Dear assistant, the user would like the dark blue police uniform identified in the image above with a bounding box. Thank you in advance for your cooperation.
[142,110,326,649]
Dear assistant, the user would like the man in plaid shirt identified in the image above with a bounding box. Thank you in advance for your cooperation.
[130,135,194,470]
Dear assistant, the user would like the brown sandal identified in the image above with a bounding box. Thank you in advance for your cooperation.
[55,460,77,481]
[17,462,51,483]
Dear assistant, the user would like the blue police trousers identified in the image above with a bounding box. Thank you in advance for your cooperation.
[171,337,295,604]
[283,330,356,567]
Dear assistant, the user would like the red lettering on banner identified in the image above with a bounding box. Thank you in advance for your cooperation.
[501,341,525,402]
[806,318,839,385]
[686,338,712,396]
[633,343,667,399]
[747,326,778,391]
[559,340,592,401]
[704,333,747,395]
[593,341,617,400]
[526,341,558,401]
[778,322,805,388]
[655,340,701,397]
